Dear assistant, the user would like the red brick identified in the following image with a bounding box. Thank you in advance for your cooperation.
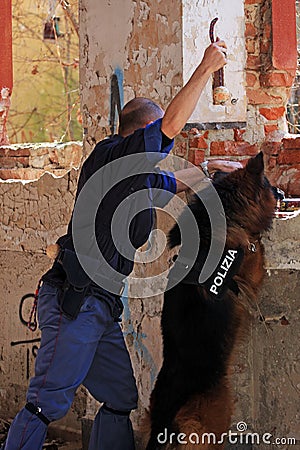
[264,124,278,134]
[247,89,283,105]
[260,72,295,88]
[259,106,286,120]
[0,155,29,168]
[278,149,300,165]
[261,141,282,156]
[174,141,187,157]
[180,131,188,138]
[282,136,300,149]
[234,128,246,141]
[210,141,258,156]
[16,157,29,167]
[7,148,31,157]
[189,135,208,149]
[245,23,258,39]
[210,141,225,154]
[0,147,31,157]
[0,157,15,169]
[246,72,258,88]
[260,40,271,54]
[246,55,261,70]
[188,149,205,165]
[266,156,278,170]
[245,38,256,54]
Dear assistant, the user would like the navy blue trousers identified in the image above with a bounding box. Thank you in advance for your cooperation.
[4,283,138,449]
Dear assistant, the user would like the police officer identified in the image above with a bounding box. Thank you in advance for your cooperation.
[3,38,242,450]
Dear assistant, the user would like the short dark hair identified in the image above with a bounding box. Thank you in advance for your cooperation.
[118,97,164,136]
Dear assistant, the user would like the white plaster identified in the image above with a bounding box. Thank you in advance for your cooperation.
[138,1,151,25]
[183,0,247,123]
[86,0,135,76]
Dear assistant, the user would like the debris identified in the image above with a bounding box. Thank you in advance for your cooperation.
[0,418,11,445]
[0,419,79,449]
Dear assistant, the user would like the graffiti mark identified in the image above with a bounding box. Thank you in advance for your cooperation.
[121,282,158,388]
[24,345,39,380]
[109,68,124,135]
[10,338,41,347]
[19,293,35,327]
[10,292,41,380]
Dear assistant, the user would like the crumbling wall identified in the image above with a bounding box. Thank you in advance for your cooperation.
[80,0,182,153]
[0,171,85,440]
[0,0,299,446]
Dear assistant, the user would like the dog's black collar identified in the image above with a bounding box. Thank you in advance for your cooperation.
[169,246,244,300]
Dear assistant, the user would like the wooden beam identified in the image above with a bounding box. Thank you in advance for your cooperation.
[0,0,13,144]
[0,0,13,91]
[272,0,297,70]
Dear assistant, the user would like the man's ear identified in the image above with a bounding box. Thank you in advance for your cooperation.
[246,151,264,175]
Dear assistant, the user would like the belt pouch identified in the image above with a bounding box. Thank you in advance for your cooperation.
[59,249,91,320]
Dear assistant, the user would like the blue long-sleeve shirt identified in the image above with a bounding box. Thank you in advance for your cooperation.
[43,118,177,288]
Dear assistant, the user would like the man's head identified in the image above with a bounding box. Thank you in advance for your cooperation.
[118,97,164,137]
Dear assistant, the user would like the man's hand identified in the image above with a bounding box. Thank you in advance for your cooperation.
[174,160,242,193]
[161,39,228,139]
[199,38,227,74]
[207,159,243,174]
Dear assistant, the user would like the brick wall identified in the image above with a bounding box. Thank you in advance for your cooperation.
[0,142,83,181]
[171,0,300,196]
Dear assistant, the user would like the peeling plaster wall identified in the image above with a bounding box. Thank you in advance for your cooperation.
[0,171,86,439]
[183,0,247,123]
[80,0,135,149]
[229,268,300,448]
[80,0,182,152]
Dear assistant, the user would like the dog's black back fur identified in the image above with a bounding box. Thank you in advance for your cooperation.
[146,153,276,449]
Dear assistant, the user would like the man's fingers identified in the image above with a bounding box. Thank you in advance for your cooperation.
[221,162,243,172]
[208,160,243,173]
[215,37,227,49]
[213,39,228,63]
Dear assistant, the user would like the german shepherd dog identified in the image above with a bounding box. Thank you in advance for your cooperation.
[145,152,277,449]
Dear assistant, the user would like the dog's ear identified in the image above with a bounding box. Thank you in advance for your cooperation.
[246,151,264,175]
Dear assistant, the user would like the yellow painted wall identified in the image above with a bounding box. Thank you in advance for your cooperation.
[8,0,81,143]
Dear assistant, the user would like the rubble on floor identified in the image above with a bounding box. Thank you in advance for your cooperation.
[0,418,81,449]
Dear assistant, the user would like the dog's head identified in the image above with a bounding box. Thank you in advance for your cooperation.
[212,152,276,236]
[168,152,277,250]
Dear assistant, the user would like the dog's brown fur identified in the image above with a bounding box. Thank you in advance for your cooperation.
[144,152,276,449]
